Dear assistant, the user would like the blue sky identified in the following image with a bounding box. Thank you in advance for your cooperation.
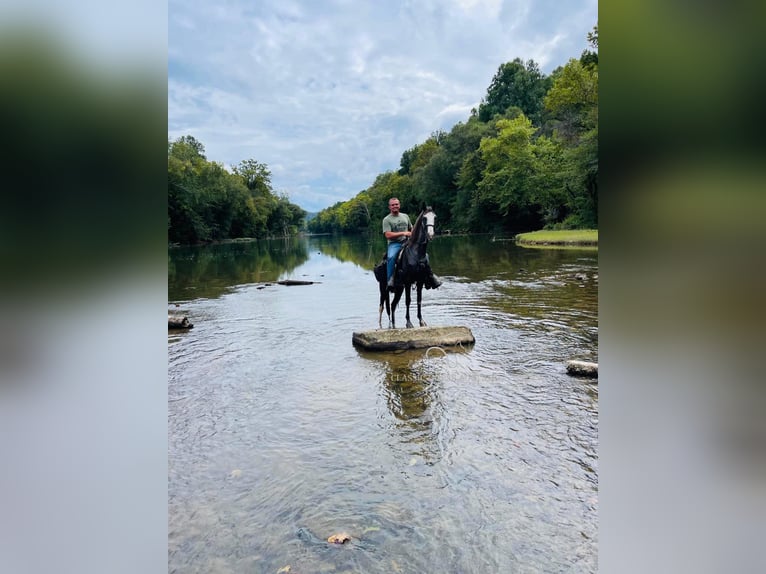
[169,0,597,213]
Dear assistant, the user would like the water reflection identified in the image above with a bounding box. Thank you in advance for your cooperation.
[428,235,596,282]
[385,362,431,421]
[168,238,309,301]
[310,233,385,270]
[360,349,438,457]
[169,233,598,309]
[356,345,476,473]
[310,233,598,288]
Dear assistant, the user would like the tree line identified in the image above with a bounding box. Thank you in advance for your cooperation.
[168,136,306,244]
[308,26,597,236]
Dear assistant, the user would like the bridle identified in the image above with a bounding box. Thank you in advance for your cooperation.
[423,211,435,239]
[405,209,436,249]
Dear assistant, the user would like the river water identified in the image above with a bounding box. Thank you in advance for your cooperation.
[168,234,598,573]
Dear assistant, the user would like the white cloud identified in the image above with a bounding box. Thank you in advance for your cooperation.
[168,0,597,212]
[454,0,503,19]
[436,103,478,120]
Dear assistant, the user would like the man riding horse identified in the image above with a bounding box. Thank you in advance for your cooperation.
[382,197,441,291]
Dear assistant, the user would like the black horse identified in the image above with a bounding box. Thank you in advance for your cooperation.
[374,207,438,329]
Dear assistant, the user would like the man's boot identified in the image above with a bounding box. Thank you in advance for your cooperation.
[387,274,396,291]
[425,271,442,289]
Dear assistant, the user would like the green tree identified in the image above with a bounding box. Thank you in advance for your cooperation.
[233,159,272,194]
[168,136,305,243]
[478,58,551,125]
[543,51,598,227]
[233,158,278,236]
[308,171,414,234]
[580,24,598,67]
[267,194,306,236]
[168,137,210,242]
[398,135,441,176]
[543,58,598,145]
[477,115,543,230]
[587,24,598,50]
[529,135,570,227]
[173,135,206,160]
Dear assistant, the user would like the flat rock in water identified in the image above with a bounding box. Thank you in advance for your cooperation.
[169,314,193,329]
[566,360,598,378]
[277,280,316,286]
[352,326,475,351]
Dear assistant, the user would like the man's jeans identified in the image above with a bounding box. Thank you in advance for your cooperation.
[386,241,403,283]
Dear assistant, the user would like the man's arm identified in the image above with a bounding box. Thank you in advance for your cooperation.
[383,217,410,240]
[384,229,410,240]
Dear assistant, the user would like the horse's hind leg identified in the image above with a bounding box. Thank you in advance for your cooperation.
[390,287,404,329]
[378,285,391,328]
[378,297,384,329]
[378,285,385,328]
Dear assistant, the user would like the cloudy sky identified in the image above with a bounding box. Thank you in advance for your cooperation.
[169,0,597,213]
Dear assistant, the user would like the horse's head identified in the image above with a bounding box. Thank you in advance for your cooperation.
[423,207,435,240]
[406,207,436,249]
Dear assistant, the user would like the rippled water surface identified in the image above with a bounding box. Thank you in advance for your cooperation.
[169,235,598,573]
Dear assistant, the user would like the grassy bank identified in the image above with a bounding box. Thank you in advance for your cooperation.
[515,229,598,246]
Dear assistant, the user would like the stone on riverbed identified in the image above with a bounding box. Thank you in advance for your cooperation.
[566,360,598,378]
[277,279,317,286]
[352,326,475,351]
[169,314,193,329]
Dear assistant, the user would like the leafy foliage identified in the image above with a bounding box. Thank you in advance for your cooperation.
[543,53,598,228]
[168,137,306,244]
[478,58,551,125]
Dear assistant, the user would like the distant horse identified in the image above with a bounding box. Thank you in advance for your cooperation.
[374,208,437,329]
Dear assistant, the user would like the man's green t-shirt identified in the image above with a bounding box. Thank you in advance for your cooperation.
[382,213,412,244]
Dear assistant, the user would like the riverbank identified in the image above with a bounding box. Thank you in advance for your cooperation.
[516,229,598,246]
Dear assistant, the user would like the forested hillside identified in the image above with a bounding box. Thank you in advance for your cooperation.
[308,26,597,235]
[168,136,306,244]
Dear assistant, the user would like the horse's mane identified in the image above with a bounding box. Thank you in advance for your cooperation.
[404,210,426,248]
[405,208,434,248]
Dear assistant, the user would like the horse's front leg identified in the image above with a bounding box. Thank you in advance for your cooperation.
[417,282,427,327]
[405,283,414,328]
[390,287,403,329]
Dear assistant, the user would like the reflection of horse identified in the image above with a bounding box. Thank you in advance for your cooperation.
[374,208,437,329]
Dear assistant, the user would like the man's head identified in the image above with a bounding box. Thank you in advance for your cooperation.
[388,198,401,215]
